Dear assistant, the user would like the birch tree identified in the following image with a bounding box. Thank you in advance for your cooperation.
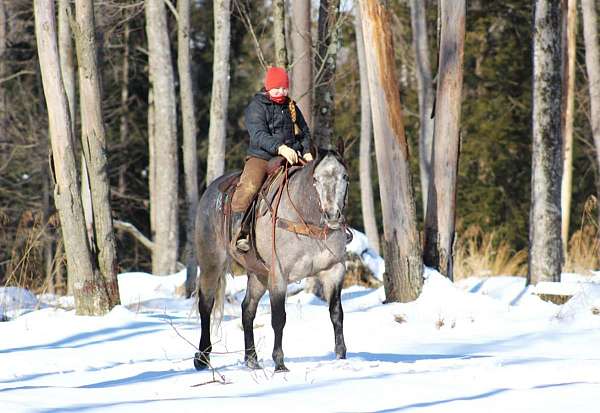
[528,0,563,285]
[290,0,313,129]
[409,0,435,218]
[355,4,379,254]
[146,0,179,274]
[313,0,340,148]
[178,0,199,297]
[423,0,466,280]
[206,0,231,185]
[582,0,600,225]
[73,0,120,306]
[560,0,576,257]
[273,0,288,68]
[359,0,423,302]
[34,0,108,315]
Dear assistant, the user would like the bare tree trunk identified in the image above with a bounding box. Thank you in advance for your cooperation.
[206,0,231,185]
[423,0,465,280]
[58,0,76,135]
[290,0,313,129]
[42,167,54,294]
[118,21,130,194]
[34,0,105,315]
[0,0,6,139]
[178,0,199,298]
[561,0,576,259]
[273,0,288,67]
[148,87,156,237]
[528,0,563,285]
[313,0,340,148]
[73,0,120,307]
[354,4,379,254]
[582,0,600,225]
[409,0,435,218]
[359,0,423,303]
[146,0,179,275]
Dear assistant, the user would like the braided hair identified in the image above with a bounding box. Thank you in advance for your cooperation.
[288,99,301,136]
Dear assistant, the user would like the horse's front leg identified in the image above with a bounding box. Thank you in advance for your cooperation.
[269,275,289,372]
[319,262,347,359]
[242,273,266,369]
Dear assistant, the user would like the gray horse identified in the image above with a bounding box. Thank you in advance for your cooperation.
[193,150,349,372]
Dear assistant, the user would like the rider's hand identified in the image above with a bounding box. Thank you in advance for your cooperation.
[278,144,298,164]
[302,153,313,162]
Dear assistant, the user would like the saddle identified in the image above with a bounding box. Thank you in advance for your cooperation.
[217,156,298,277]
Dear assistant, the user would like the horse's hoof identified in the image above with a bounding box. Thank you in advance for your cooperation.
[194,352,210,371]
[274,364,289,373]
[245,358,262,370]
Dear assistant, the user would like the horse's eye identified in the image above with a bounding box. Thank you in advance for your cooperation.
[343,174,349,181]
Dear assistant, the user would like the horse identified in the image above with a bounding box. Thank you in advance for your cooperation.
[193,149,349,372]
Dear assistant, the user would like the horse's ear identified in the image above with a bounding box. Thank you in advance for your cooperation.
[336,136,345,158]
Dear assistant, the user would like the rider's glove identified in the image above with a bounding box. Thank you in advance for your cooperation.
[277,144,299,164]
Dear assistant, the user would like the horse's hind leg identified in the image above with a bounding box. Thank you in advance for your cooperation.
[318,262,347,359]
[242,273,266,369]
[194,252,227,370]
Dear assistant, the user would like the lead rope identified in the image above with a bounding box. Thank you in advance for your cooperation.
[270,163,288,280]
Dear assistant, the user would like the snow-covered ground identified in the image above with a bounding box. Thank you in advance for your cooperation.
[2,231,600,412]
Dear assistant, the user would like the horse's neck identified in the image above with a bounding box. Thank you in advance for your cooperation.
[280,166,321,225]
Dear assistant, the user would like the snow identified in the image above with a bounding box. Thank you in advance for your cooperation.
[2,231,600,412]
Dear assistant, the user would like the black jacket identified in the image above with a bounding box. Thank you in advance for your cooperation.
[244,91,311,161]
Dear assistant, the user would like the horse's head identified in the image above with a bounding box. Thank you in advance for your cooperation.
[312,150,348,230]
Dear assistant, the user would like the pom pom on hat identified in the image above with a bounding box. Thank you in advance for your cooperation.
[264,67,289,91]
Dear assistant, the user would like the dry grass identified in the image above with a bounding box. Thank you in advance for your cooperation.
[454,225,528,280]
[564,196,599,274]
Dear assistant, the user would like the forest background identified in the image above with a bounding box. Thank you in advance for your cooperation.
[0,0,598,293]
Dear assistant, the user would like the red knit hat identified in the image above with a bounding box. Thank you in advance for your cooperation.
[264,67,289,91]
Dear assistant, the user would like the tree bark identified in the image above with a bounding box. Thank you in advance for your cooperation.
[73,0,120,307]
[178,0,199,298]
[290,0,313,129]
[313,0,340,148]
[146,0,179,275]
[359,0,423,303]
[206,0,231,185]
[58,0,76,136]
[118,21,130,194]
[273,0,288,68]
[528,0,563,285]
[34,0,105,315]
[423,0,465,280]
[560,0,576,259]
[581,0,600,225]
[409,0,435,219]
[0,0,6,139]
[354,4,380,254]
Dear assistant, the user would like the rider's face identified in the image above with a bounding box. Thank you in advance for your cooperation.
[268,87,288,98]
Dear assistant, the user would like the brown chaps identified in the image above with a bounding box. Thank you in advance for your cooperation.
[231,157,269,213]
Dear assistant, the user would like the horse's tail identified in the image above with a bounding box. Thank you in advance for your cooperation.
[211,272,227,331]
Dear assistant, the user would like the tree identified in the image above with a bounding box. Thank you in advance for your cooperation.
[582,0,600,224]
[409,0,435,218]
[178,0,199,297]
[145,0,179,275]
[290,0,313,129]
[34,0,107,315]
[313,0,340,148]
[528,0,563,285]
[423,0,466,280]
[206,0,231,185]
[354,4,379,254]
[273,0,288,68]
[0,0,6,140]
[73,0,120,306]
[560,0,576,258]
[359,0,423,302]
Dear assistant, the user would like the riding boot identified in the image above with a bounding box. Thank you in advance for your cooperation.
[231,211,250,253]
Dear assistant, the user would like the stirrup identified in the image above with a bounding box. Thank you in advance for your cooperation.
[235,237,250,253]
